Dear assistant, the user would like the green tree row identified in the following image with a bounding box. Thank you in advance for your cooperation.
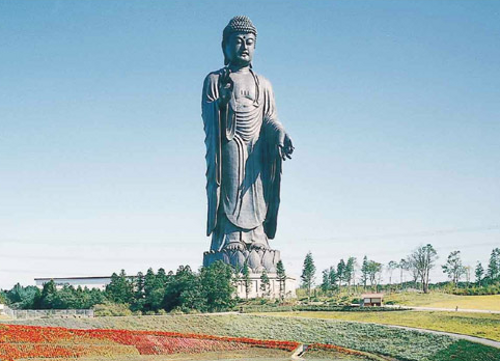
[299,246,500,298]
[1,261,236,313]
[105,261,235,313]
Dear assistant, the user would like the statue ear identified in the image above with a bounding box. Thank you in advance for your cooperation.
[221,41,229,65]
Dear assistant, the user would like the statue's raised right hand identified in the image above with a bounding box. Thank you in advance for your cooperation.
[218,67,233,107]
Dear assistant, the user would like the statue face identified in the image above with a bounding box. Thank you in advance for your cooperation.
[224,32,256,66]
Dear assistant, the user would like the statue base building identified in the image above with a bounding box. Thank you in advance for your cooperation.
[235,273,297,299]
[203,249,297,299]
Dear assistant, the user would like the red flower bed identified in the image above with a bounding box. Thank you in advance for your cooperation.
[0,324,300,360]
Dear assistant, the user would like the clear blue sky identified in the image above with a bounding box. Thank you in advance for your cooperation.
[1,0,499,289]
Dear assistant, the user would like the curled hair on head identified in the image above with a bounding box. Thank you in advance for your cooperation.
[221,15,257,65]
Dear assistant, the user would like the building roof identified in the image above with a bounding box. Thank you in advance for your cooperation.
[361,293,384,298]
[34,275,133,281]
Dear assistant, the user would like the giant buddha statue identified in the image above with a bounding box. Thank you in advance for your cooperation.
[202,16,294,273]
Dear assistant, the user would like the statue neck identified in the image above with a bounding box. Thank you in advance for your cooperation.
[228,63,251,74]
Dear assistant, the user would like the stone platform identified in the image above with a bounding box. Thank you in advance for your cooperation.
[203,248,281,272]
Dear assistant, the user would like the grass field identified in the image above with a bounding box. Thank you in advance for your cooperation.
[8,349,295,361]
[22,348,364,361]
[261,310,500,341]
[385,293,500,310]
[6,314,500,361]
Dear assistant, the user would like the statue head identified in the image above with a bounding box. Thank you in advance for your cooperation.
[222,16,257,66]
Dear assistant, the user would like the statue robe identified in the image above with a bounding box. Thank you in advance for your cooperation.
[202,68,284,251]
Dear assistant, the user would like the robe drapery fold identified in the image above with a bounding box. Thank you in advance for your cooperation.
[202,69,283,251]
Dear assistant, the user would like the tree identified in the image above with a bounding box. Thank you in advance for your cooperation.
[178,272,204,312]
[156,268,170,289]
[0,291,7,305]
[442,251,466,285]
[142,268,158,312]
[399,258,409,286]
[241,262,252,299]
[475,262,485,285]
[131,271,145,312]
[106,270,134,304]
[6,284,41,309]
[337,259,346,289]
[276,260,287,301]
[201,261,236,311]
[321,269,331,295]
[328,266,339,294]
[88,288,107,307]
[259,270,270,297]
[360,256,369,288]
[344,257,356,290]
[464,265,471,287]
[321,266,338,296]
[406,255,420,287]
[367,260,382,288]
[301,252,316,303]
[387,260,398,287]
[163,265,199,311]
[487,248,500,281]
[52,285,79,309]
[39,280,58,309]
[407,244,438,293]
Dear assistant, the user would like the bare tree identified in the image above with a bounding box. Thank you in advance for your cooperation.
[442,250,465,286]
[387,260,398,289]
[407,244,438,293]
[399,258,409,288]
[464,266,471,287]
[406,256,420,288]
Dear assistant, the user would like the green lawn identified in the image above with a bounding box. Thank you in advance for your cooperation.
[6,314,500,361]
[261,311,500,341]
[385,292,500,311]
[20,349,294,361]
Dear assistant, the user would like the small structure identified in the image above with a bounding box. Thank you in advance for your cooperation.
[35,276,132,290]
[361,293,384,307]
[235,273,297,299]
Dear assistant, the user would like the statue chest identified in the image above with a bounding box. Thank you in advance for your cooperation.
[229,73,259,111]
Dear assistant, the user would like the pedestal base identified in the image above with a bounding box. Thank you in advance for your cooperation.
[203,248,281,272]
[235,273,297,299]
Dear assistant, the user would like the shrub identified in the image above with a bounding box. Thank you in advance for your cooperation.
[93,303,132,317]
[169,307,185,315]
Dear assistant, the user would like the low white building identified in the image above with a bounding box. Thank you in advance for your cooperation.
[235,273,297,299]
[34,276,127,290]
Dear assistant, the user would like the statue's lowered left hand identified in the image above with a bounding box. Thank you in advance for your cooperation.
[278,133,294,161]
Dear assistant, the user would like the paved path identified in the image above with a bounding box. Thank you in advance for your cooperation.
[383,323,500,349]
[385,304,500,314]
[404,305,500,314]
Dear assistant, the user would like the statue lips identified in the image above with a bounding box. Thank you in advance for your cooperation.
[238,51,250,62]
